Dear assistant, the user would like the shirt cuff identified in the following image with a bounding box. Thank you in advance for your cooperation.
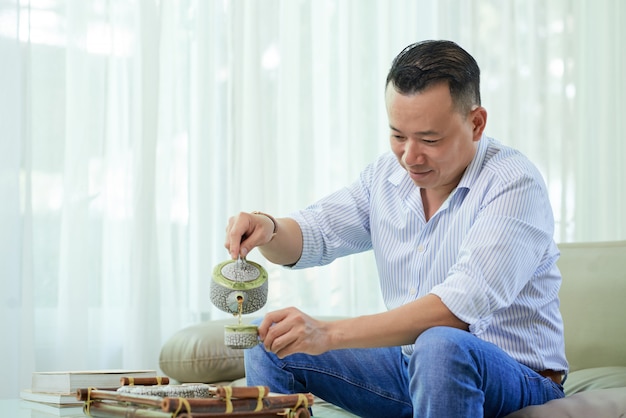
[283,210,323,269]
[430,278,493,336]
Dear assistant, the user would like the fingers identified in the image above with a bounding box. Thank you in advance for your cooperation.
[257,309,289,342]
[260,309,294,357]
[258,308,324,359]
[224,212,275,259]
[263,329,295,359]
[263,321,299,358]
[223,213,255,259]
[224,216,242,259]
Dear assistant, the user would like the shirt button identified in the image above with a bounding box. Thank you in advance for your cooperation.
[417,244,425,252]
[409,288,417,296]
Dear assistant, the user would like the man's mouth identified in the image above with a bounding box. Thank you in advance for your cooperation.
[408,168,431,178]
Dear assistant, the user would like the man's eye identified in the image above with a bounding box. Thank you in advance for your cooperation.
[423,139,439,144]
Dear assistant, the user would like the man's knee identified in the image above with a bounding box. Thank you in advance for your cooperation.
[411,326,477,374]
[414,326,470,352]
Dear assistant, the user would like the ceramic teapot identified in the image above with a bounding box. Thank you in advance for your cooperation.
[210,258,268,314]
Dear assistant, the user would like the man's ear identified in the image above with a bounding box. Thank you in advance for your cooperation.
[471,106,487,141]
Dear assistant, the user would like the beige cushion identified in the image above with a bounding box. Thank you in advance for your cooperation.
[557,241,626,371]
[502,387,626,418]
[159,318,252,383]
[564,366,626,395]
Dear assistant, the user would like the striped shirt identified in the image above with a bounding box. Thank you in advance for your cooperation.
[290,135,568,372]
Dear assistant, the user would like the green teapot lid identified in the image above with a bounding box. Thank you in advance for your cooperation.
[212,258,268,290]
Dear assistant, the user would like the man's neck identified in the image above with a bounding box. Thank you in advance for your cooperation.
[420,186,455,221]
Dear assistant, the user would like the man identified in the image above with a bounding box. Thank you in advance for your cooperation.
[225,40,567,417]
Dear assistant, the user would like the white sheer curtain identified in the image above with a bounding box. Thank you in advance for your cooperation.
[1,0,624,398]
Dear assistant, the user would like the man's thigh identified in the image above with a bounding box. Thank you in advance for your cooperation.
[409,327,564,418]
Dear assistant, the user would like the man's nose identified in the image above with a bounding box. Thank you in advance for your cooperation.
[403,139,426,166]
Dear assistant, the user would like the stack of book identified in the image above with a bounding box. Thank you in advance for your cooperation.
[20,369,157,417]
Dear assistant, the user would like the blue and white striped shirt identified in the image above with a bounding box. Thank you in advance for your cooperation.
[290,135,568,372]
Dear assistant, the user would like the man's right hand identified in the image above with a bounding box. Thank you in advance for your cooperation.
[224,212,304,266]
[224,212,276,260]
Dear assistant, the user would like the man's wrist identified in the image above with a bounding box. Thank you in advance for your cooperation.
[252,211,278,235]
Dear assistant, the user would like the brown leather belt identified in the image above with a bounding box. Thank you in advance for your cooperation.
[538,370,563,385]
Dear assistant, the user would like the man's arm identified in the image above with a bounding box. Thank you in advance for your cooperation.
[259,294,469,359]
[257,216,303,266]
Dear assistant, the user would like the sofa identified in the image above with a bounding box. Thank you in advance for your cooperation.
[159,241,626,417]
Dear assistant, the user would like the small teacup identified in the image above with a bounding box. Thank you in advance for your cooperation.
[224,324,260,349]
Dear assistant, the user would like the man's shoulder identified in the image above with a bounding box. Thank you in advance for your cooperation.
[362,151,403,182]
[371,151,398,168]
[481,138,544,183]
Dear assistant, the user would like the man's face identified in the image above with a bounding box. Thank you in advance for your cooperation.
[385,82,484,194]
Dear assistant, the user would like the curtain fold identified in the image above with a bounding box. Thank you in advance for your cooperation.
[1,0,624,398]
[0,1,34,394]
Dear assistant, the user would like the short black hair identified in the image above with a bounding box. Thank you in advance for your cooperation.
[386,40,481,114]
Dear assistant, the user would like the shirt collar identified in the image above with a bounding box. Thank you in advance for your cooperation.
[457,134,490,191]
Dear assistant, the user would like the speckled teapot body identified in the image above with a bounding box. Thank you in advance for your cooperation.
[210,259,268,315]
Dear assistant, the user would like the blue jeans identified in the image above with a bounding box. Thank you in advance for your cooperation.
[244,326,565,418]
